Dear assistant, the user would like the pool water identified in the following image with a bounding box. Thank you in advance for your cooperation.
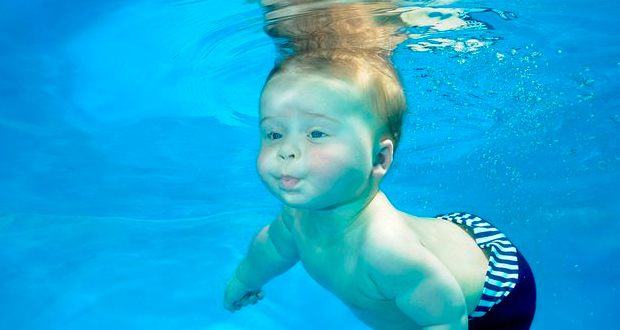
[0,0,618,329]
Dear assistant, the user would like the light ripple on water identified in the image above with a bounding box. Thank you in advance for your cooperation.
[65,0,271,129]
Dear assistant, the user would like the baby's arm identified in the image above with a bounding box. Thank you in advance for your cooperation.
[223,208,299,312]
[367,240,468,329]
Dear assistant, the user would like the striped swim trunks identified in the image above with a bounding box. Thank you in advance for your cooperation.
[437,212,535,329]
[437,213,519,319]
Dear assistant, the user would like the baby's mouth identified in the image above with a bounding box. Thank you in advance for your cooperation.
[279,175,300,189]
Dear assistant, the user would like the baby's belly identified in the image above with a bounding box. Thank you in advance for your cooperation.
[324,282,421,330]
[302,259,425,329]
[306,270,421,330]
[346,301,423,330]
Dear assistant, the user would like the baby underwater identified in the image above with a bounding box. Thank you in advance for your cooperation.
[222,49,536,330]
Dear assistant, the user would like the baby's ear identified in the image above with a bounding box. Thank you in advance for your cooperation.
[372,138,394,179]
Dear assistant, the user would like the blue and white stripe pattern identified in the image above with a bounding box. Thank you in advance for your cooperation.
[437,212,519,319]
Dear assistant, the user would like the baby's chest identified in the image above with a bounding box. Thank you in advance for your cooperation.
[295,239,386,307]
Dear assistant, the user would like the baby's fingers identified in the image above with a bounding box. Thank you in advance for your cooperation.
[248,290,264,304]
[241,291,259,306]
[239,290,264,308]
[227,290,264,312]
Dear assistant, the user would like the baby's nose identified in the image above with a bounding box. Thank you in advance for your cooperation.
[278,151,296,160]
[278,142,299,160]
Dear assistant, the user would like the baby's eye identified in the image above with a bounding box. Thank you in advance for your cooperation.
[308,131,327,139]
[267,132,283,140]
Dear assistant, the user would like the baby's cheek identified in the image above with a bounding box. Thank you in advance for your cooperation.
[256,150,271,176]
[306,149,345,174]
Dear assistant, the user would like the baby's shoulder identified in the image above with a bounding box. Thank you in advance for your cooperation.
[360,212,431,272]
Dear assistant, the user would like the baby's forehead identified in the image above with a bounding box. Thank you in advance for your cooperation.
[265,68,372,101]
[259,65,384,124]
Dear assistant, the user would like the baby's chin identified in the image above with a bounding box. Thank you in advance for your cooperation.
[275,193,350,212]
[272,192,313,209]
[267,188,322,210]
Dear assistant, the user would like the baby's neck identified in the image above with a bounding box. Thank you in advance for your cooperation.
[306,190,390,239]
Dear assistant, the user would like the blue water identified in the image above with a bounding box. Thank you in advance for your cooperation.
[0,0,618,329]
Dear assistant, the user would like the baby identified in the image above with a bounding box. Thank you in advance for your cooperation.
[223,2,536,329]
[223,49,536,329]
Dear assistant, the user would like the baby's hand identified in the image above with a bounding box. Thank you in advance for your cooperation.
[223,274,264,312]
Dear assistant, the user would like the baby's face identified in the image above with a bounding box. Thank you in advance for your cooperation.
[257,71,383,210]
